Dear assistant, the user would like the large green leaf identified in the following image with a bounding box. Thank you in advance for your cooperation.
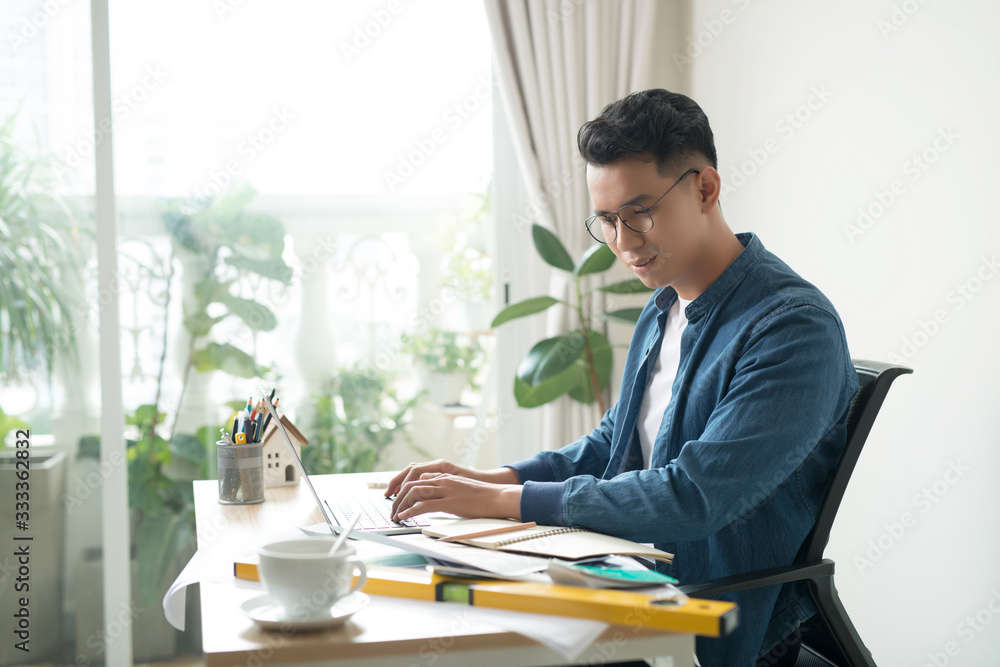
[163,208,202,253]
[225,256,294,284]
[491,296,559,328]
[516,334,587,386]
[221,294,278,331]
[191,342,260,377]
[230,212,285,260]
[566,330,613,403]
[513,364,583,408]
[531,224,574,272]
[168,433,207,466]
[135,511,194,606]
[597,278,654,294]
[601,308,645,324]
[183,312,226,336]
[127,403,164,427]
[574,243,616,276]
[195,183,258,242]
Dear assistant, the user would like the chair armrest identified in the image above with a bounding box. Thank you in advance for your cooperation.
[677,559,835,597]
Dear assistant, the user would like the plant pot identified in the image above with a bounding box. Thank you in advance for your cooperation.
[457,301,492,331]
[0,449,65,666]
[426,373,467,406]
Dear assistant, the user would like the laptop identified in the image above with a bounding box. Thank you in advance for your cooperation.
[256,381,430,535]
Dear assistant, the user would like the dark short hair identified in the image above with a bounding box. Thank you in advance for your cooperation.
[577,89,718,174]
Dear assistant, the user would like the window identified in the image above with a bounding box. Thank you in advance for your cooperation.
[2,0,495,662]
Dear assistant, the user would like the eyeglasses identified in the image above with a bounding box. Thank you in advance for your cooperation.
[585,168,701,245]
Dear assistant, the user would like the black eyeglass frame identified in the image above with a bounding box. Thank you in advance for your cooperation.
[585,168,702,245]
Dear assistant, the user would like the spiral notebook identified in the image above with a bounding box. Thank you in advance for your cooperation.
[422,519,673,563]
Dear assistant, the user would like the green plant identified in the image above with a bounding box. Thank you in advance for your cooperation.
[124,405,217,606]
[400,328,485,381]
[491,224,652,414]
[303,363,423,474]
[99,185,294,607]
[0,115,84,433]
[442,246,492,303]
[163,184,292,414]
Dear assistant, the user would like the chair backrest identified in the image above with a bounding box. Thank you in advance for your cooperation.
[798,359,913,564]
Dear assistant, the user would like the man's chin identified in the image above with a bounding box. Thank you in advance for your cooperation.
[636,275,669,290]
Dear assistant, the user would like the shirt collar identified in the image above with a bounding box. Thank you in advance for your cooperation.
[652,232,762,322]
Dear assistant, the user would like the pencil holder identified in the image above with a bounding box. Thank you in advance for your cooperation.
[217,440,264,505]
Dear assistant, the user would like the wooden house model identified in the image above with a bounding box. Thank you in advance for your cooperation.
[260,415,309,488]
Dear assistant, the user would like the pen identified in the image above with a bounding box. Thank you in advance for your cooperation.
[261,397,278,433]
[439,522,537,543]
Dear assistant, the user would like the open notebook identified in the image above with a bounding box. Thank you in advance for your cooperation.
[423,519,673,564]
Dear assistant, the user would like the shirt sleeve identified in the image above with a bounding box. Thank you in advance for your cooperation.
[504,405,617,483]
[517,303,857,543]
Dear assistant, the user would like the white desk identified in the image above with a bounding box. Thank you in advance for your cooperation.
[193,473,705,666]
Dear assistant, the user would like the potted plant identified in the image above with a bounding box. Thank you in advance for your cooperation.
[401,328,485,406]
[0,115,84,430]
[491,224,652,415]
[0,115,82,665]
[74,184,294,661]
[303,362,424,474]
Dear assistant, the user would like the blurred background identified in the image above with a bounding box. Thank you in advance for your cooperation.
[0,1,996,665]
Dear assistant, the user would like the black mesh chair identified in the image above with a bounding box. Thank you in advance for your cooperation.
[677,359,912,667]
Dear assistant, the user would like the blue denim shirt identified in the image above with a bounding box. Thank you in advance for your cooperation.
[507,233,857,667]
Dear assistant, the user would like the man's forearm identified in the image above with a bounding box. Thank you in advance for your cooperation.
[479,466,521,485]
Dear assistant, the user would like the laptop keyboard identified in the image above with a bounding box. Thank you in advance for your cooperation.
[329,494,432,531]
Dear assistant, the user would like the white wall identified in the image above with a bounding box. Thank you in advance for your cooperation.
[651,1,1000,665]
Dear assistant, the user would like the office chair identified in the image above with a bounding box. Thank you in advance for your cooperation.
[677,359,913,667]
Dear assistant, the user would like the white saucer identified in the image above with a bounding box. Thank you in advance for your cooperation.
[240,592,370,631]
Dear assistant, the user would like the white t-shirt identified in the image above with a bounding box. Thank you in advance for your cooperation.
[637,296,692,469]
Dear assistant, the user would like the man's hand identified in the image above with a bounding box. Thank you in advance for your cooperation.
[385,459,519,497]
[386,460,522,521]
[390,473,522,521]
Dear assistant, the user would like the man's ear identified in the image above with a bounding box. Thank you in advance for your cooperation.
[697,167,722,212]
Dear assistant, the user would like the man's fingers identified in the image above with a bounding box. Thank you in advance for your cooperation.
[397,498,448,520]
[391,478,446,520]
[385,463,419,497]
[386,460,456,497]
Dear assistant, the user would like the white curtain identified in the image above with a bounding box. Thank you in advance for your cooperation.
[484,0,659,450]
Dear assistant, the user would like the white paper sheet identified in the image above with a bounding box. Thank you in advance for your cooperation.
[162,547,231,631]
[467,606,609,661]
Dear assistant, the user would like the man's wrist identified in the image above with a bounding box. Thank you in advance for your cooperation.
[481,466,521,485]
[499,484,522,520]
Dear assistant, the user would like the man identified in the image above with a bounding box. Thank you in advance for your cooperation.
[387,89,857,666]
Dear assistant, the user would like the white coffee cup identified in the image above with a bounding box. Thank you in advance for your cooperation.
[257,539,368,619]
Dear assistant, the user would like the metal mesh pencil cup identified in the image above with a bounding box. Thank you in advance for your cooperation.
[217,440,264,504]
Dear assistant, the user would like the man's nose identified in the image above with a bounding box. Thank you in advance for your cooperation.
[614,220,644,251]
